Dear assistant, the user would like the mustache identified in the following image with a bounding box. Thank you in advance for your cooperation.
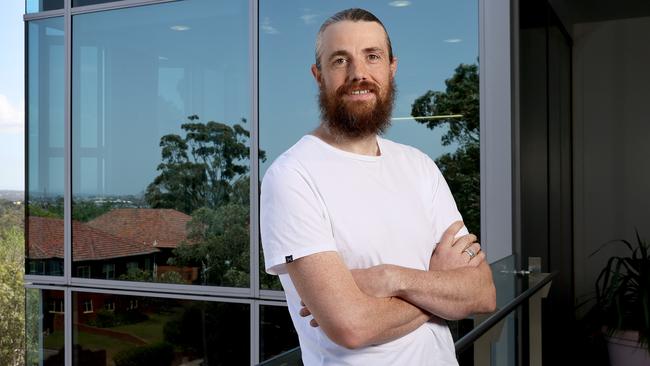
[335,81,379,97]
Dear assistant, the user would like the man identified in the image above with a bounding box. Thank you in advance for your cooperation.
[260,8,496,365]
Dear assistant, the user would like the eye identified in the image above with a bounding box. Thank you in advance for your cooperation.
[332,57,347,67]
[368,54,381,63]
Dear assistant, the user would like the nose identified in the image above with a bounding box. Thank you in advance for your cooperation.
[348,58,368,82]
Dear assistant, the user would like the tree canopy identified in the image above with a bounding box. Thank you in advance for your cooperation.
[411,63,480,235]
[145,115,264,215]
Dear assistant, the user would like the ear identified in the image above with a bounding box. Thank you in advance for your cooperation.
[311,64,322,86]
[389,57,398,78]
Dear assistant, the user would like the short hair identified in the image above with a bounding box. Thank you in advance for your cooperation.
[315,8,394,70]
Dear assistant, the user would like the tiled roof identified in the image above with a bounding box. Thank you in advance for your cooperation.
[27,216,159,261]
[87,208,191,249]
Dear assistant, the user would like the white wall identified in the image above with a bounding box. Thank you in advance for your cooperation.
[573,16,650,303]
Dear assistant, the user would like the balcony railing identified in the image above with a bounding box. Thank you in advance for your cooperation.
[258,255,555,366]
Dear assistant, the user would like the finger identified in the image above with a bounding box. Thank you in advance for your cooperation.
[438,221,465,248]
[454,234,477,250]
[310,318,319,327]
[299,307,311,317]
[468,242,481,255]
[472,252,486,267]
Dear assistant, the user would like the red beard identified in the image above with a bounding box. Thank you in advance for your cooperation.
[318,78,396,139]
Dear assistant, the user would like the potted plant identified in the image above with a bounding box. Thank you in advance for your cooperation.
[587,229,650,365]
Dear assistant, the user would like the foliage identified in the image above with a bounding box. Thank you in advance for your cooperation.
[587,230,650,351]
[162,302,248,365]
[145,115,265,215]
[0,226,25,366]
[87,309,148,328]
[411,63,480,235]
[113,342,174,366]
[169,203,250,287]
[118,268,154,282]
[0,200,24,231]
[28,196,140,222]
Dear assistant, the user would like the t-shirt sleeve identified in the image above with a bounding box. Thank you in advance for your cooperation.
[428,160,470,243]
[260,161,337,275]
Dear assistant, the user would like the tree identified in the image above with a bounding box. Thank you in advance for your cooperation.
[169,201,250,287]
[145,115,265,215]
[411,63,480,235]
[0,227,25,366]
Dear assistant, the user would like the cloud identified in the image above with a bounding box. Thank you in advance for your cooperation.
[300,9,319,25]
[261,17,279,35]
[389,1,411,7]
[0,94,24,133]
[444,38,463,43]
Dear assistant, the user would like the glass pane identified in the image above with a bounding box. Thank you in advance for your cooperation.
[26,17,65,277]
[73,0,121,6]
[26,0,64,13]
[259,2,480,280]
[25,289,65,366]
[71,0,251,287]
[72,292,250,365]
[260,305,299,361]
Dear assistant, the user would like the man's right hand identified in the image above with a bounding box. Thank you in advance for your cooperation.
[429,221,485,271]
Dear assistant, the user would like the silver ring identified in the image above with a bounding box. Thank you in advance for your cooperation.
[463,248,476,259]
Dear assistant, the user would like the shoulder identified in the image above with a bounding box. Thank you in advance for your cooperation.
[261,137,319,194]
[380,137,442,177]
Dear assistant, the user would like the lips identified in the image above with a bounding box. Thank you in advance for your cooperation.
[338,81,379,98]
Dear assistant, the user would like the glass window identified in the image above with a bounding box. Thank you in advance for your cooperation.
[102,263,115,279]
[72,292,250,365]
[26,289,65,366]
[26,17,65,277]
[259,1,480,288]
[26,0,64,13]
[77,265,90,278]
[71,0,251,287]
[260,304,299,361]
[73,0,121,7]
[104,299,115,311]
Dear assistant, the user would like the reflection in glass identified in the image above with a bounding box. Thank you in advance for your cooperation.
[71,0,251,287]
[25,289,65,366]
[26,17,65,277]
[72,292,250,365]
[26,0,64,13]
[259,1,480,288]
[73,0,120,7]
[260,305,299,361]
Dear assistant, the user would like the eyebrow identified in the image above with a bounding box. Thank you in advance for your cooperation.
[327,47,387,62]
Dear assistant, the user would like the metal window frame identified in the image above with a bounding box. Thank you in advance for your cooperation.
[23,0,515,364]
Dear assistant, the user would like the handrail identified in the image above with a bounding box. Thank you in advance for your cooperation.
[454,271,557,353]
[258,263,556,366]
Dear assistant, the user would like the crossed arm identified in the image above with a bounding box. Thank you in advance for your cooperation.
[286,221,497,350]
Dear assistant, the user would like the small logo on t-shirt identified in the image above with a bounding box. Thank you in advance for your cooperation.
[285,255,294,263]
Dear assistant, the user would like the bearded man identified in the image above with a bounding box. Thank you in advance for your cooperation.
[260,8,496,366]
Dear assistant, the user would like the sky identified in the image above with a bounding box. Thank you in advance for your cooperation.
[1,0,477,195]
[0,1,25,190]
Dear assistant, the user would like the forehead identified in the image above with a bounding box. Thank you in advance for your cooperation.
[320,20,389,55]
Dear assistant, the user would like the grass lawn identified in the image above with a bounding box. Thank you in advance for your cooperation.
[110,311,175,344]
[75,330,137,363]
[43,330,64,350]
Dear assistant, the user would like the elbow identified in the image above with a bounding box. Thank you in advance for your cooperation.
[336,331,366,350]
[322,315,372,350]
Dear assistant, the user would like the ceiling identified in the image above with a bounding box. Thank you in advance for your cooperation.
[549,0,650,25]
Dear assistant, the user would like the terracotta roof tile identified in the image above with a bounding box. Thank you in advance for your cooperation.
[27,216,159,261]
[87,208,191,249]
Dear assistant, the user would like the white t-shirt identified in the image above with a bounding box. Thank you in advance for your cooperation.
[260,135,467,366]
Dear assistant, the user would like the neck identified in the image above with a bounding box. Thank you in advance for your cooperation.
[312,124,380,156]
